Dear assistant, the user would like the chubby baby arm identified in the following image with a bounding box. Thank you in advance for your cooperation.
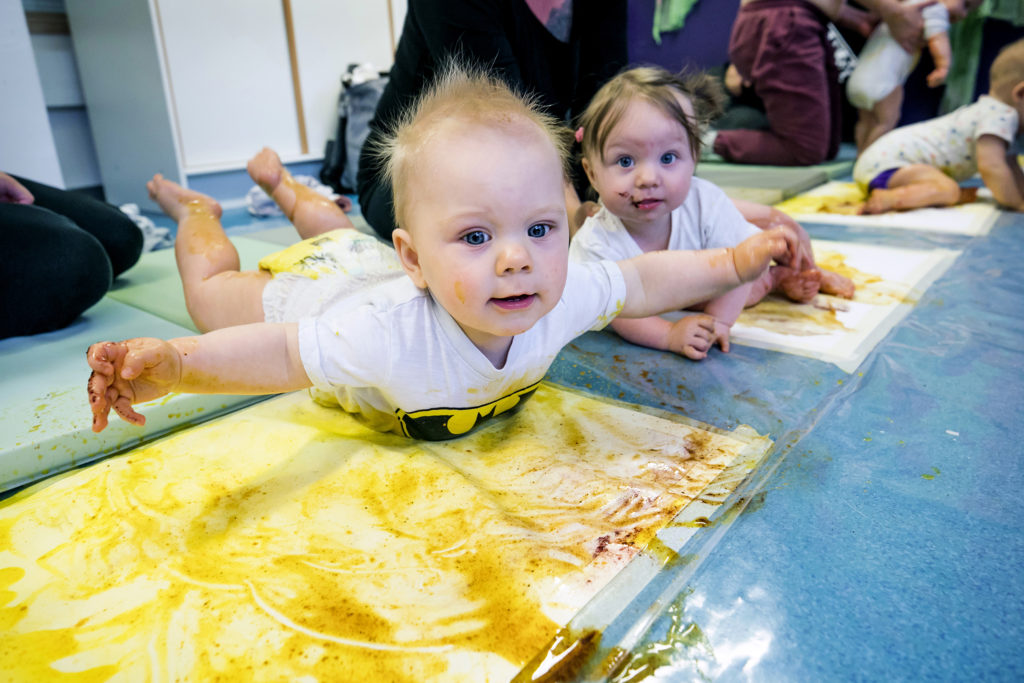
[977,135,1024,212]
[86,323,312,432]
[617,228,792,319]
[610,314,716,360]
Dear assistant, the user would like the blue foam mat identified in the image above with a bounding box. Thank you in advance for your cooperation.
[0,298,264,493]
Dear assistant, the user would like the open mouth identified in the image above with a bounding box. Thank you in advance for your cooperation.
[633,198,662,211]
[491,294,536,310]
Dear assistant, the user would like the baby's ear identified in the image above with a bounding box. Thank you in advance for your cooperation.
[581,156,596,186]
[1013,81,1024,104]
[392,228,427,289]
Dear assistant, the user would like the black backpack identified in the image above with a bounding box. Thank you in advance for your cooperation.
[320,65,389,194]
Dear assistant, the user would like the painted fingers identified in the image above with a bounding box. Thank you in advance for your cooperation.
[734,228,791,282]
[87,341,146,432]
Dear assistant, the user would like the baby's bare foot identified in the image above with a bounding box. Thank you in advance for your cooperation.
[860,190,892,215]
[773,266,821,303]
[247,147,287,195]
[958,187,979,205]
[146,174,221,221]
[819,269,855,299]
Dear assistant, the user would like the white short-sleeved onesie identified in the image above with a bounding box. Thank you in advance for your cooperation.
[570,176,760,263]
[853,96,1020,189]
[297,259,626,440]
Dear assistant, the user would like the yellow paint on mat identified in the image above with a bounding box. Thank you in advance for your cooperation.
[736,247,911,336]
[774,184,864,215]
[0,385,767,682]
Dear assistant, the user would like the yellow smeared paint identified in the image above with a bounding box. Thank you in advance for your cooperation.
[775,185,865,216]
[737,297,851,336]
[0,386,765,681]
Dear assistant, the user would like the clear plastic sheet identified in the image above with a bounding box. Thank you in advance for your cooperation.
[541,211,1024,680]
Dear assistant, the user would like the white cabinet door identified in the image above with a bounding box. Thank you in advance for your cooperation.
[155,0,302,171]
[291,0,399,159]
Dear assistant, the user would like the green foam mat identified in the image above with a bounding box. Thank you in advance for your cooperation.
[695,165,830,204]
[107,236,283,332]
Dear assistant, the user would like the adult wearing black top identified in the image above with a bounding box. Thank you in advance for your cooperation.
[0,171,143,339]
[356,0,628,240]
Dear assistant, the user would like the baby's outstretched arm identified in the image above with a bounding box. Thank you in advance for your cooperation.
[610,314,717,360]
[87,323,311,432]
[977,135,1024,212]
[618,228,793,319]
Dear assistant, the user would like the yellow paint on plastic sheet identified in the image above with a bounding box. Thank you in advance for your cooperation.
[730,240,960,372]
[775,180,998,236]
[0,385,768,682]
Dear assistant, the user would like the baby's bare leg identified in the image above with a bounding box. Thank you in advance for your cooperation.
[854,108,875,152]
[861,87,903,152]
[248,147,354,239]
[147,174,270,332]
[861,164,961,214]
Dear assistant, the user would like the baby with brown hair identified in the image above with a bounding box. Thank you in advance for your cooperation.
[571,66,853,361]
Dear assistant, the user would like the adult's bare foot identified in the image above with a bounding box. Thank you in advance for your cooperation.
[146,174,222,221]
[819,269,856,299]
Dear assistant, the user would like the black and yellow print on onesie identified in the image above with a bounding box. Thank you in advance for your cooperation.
[396,382,542,440]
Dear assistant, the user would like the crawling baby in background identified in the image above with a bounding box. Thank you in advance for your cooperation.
[570,66,854,361]
[87,64,799,440]
[855,37,1024,215]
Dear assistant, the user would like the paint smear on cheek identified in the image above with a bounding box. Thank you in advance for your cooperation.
[454,280,466,305]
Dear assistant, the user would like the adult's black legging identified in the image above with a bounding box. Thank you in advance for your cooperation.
[0,175,143,339]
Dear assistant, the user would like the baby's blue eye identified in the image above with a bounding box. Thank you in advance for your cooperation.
[462,230,489,246]
[616,156,634,168]
[527,223,551,238]
[661,152,678,164]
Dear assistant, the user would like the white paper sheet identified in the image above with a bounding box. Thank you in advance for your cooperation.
[729,240,960,372]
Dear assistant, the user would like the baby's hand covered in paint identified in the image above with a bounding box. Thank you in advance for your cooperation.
[87,338,182,432]
[732,228,792,282]
[667,314,716,360]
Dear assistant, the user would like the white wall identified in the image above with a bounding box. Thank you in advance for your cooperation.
[0,0,64,186]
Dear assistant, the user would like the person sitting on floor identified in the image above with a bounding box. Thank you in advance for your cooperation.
[709,0,939,166]
[570,66,854,361]
[855,37,1024,214]
[85,64,799,440]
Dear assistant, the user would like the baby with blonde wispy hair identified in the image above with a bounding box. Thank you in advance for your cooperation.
[90,64,797,439]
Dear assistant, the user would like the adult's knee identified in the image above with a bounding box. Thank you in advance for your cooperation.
[15,176,143,277]
[0,206,112,337]
[786,134,832,166]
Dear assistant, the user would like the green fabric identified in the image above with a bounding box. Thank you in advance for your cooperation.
[941,1,1024,113]
[985,0,1024,25]
[652,0,701,44]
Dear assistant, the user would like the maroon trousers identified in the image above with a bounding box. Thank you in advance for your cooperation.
[714,0,841,166]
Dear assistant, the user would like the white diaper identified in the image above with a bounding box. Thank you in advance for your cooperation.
[259,229,404,323]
